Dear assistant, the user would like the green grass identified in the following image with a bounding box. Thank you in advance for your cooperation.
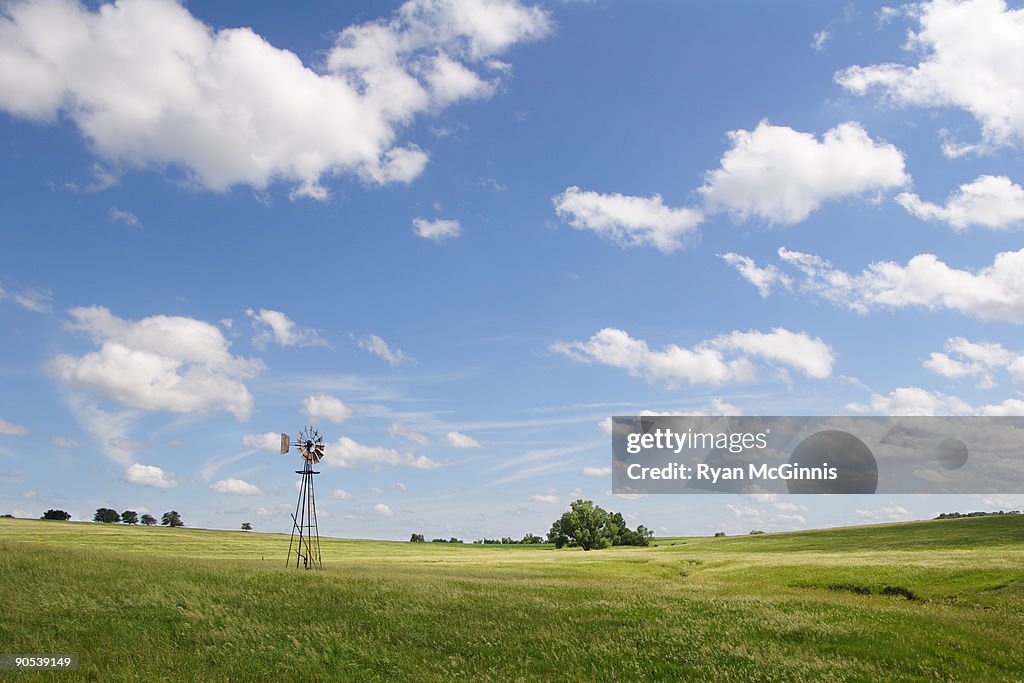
[1,516,1023,681]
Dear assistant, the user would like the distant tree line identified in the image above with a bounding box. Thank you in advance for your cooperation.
[90,508,183,526]
[473,533,545,545]
[409,533,548,545]
[409,534,464,543]
[408,501,653,551]
[935,510,1021,519]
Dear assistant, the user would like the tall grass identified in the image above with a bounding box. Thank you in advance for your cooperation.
[1,516,1022,681]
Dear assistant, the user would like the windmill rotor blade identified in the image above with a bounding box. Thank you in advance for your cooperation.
[280,434,290,455]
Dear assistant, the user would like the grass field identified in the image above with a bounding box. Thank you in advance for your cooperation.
[1,516,1023,681]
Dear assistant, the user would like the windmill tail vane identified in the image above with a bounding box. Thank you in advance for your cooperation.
[283,425,326,569]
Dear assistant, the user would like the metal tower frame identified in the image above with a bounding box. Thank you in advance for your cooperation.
[287,460,322,569]
[282,426,325,570]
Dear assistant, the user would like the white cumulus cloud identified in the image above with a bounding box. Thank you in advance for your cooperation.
[242,432,283,453]
[124,463,177,488]
[896,175,1024,231]
[373,503,393,516]
[356,334,413,366]
[530,493,558,503]
[444,431,481,448]
[328,436,441,469]
[720,252,793,297]
[50,306,262,419]
[836,0,1024,152]
[729,246,1024,324]
[714,328,834,379]
[209,478,263,496]
[412,217,461,241]
[109,206,141,227]
[246,308,327,349]
[924,337,1024,388]
[551,326,834,387]
[847,386,975,416]
[0,0,550,197]
[303,394,352,424]
[552,186,702,253]
[699,121,908,224]
[582,466,611,477]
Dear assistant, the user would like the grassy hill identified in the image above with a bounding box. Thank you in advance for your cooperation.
[1,516,1022,681]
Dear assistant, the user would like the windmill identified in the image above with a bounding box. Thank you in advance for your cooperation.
[281,425,325,569]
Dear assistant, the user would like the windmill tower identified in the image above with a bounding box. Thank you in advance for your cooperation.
[281,426,325,569]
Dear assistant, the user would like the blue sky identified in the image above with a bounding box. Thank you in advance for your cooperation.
[2,0,1024,540]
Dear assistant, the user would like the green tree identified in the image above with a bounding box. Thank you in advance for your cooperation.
[608,511,628,545]
[140,514,157,526]
[121,510,139,525]
[161,510,184,527]
[630,525,654,547]
[41,509,71,521]
[93,507,119,523]
[548,499,613,551]
[409,533,425,542]
[241,522,252,531]
[521,532,544,544]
